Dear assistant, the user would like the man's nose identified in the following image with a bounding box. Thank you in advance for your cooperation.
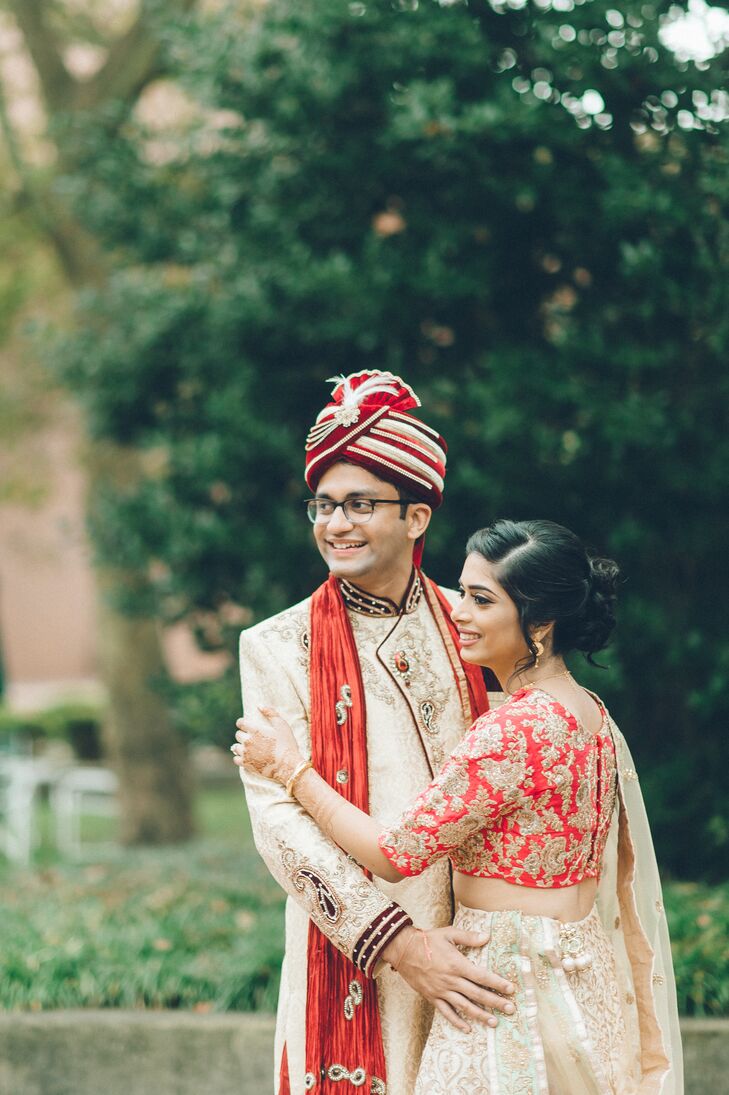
[326,504,355,533]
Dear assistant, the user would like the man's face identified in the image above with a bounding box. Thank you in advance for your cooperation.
[311,463,418,584]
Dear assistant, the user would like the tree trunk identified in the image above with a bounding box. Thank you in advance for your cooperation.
[0,0,198,844]
[97,568,194,845]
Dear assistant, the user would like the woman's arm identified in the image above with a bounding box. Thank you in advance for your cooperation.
[235,702,526,882]
[292,766,405,883]
[233,706,404,882]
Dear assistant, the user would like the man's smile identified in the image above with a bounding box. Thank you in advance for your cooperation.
[327,540,367,551]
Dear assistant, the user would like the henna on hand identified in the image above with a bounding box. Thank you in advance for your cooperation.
[312,791,346,843]
[234,708,302,785]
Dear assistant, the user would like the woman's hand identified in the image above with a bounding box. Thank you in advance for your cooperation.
[231,706,303,787]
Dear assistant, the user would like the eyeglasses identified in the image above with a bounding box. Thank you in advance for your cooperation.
[305,497,412,524]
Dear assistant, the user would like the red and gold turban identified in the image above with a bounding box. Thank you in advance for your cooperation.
[304,371,448,508]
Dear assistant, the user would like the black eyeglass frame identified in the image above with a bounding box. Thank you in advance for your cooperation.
[304,497,415,524]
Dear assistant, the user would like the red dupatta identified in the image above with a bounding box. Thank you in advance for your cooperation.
[279,571,489,1094]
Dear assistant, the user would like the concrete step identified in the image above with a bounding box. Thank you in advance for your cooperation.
[0,1011,723,1094]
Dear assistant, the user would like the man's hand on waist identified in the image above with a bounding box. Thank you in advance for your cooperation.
[381,924,516,1033]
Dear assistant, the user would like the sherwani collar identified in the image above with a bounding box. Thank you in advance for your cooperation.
[339,570,423,618]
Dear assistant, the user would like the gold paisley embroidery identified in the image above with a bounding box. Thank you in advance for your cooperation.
[265,603,310,670]
[277,840,390,956]
[293,867,342,923]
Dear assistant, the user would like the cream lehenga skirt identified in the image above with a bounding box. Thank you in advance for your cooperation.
[415,903,642,1095]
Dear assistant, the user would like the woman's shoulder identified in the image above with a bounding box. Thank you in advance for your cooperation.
[473,686,564,726]
[462,689,559,755]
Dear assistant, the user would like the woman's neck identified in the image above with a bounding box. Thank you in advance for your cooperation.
[506,658,570,694]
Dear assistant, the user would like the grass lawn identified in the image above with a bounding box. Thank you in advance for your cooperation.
[0,783,285,1012]
[0,782,724,1015]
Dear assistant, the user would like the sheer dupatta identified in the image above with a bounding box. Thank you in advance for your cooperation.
[597,719,683,1094]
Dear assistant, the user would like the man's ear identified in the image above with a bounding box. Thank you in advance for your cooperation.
[407,503,432,540]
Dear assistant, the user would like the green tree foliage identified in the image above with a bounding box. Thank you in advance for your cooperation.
[53,0,729,878]
[1,0,197,844]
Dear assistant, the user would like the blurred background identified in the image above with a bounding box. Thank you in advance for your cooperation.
[0,0,728,1020]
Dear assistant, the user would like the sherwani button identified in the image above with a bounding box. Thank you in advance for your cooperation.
[336,769,349,784]
[394,651,410,674]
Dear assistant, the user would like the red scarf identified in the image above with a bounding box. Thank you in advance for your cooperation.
[279,571,489,1093]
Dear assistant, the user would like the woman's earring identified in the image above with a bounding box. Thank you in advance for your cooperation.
[534,640,544,667]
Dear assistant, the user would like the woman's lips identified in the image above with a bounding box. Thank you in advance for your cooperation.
[457,630,481,647]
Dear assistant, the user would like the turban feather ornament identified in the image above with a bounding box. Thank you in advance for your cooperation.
[304,370,448,509]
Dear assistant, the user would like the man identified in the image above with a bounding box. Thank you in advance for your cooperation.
[237,371,514,1095]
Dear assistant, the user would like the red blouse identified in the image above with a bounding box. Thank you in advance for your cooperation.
[378,688,617,888]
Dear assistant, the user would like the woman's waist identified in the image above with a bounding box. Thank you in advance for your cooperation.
[452,899,609,980]
[453,872,598,924]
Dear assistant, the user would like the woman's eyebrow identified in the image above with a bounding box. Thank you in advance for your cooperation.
[462,583,497,596]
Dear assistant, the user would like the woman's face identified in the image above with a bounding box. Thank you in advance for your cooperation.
[451,552,529,680]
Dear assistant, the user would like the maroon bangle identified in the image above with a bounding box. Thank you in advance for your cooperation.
[352,902,413,977]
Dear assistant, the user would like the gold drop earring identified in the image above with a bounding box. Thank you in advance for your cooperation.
[533,640,544,667]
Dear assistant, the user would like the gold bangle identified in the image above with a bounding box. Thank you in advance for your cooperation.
[285,759,313,799]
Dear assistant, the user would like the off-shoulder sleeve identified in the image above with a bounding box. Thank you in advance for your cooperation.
[378,708,531,877]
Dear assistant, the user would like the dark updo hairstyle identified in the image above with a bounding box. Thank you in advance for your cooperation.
[465,519,620,673]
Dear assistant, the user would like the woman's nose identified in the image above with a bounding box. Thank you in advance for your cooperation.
[451,602,469,625]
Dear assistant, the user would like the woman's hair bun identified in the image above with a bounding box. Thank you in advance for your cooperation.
[571,556,621,655]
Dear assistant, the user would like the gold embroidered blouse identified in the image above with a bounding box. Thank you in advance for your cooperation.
[378,687,618,887]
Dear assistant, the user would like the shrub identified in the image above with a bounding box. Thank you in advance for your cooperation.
[0,704,103,760]
[665,881,729,1018]
[0,786,724,1016]
[167,672,242,752]
[0,790,283,1012]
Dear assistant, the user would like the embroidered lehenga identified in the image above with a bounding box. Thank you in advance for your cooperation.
[377,687,682,1094]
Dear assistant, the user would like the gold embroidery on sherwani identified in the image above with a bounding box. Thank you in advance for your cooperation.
[292,867,342,924]
[240,586,475,1095]
[276,839,392,955]
[265,602,310,670]
[379,616,451,745]
[340,572,423,618]
[355,633,397,707]
[350,606,453,771]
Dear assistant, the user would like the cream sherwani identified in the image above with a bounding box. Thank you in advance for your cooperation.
[239,577,478,1095]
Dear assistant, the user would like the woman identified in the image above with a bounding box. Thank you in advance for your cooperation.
[233,519,682,1094]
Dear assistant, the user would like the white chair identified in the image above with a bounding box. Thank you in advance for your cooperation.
[51,766,119,859]
[0,757,56,864]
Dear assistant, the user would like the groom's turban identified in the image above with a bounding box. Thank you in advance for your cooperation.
[304,371,448,508]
